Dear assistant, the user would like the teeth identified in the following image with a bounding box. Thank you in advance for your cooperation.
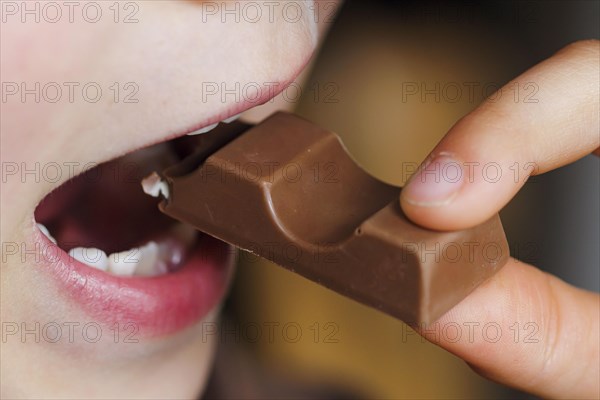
[106,242,163,277]
[157,240,185,273]
[68,247,109,271]
[107,249,139,277]
[132,241,169,277]
[187,122,218,136]
[65,225,195,277]
[37,223,57,244]
[108,240,182,277]
[141,172,169,199]
[185,114,242,136]
[223,113,241,123]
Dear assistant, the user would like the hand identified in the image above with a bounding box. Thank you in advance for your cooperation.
[400,40,600,399]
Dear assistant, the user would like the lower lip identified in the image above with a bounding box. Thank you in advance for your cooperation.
[35,225,235,337]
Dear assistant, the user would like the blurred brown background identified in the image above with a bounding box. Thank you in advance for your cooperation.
[218,1,599,399]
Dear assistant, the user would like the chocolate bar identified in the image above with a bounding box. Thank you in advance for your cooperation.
[150,112,509,325]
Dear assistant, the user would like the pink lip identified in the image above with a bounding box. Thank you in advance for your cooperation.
[35,227,235,337]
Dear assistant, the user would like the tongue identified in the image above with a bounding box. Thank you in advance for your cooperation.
[36,143,182,254]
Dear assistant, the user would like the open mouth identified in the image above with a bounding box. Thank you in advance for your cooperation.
[31,113,255,337]
[34,117,245,278]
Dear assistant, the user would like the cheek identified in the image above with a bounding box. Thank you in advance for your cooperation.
[1,17,115,155]
[1,22,114,219]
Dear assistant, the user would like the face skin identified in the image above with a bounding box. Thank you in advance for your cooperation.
[1,1,322,398]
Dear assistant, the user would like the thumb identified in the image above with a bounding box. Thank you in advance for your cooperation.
[418,258,600,399]
[400,40,599,231]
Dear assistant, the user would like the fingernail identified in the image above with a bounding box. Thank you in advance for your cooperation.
[402,153,464,207]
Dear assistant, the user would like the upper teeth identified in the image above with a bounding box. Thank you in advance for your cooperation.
[37,223,57,244]
[187,113,242,136]
[223,113,241,123]
[38,223,197,277]
[141,172,169,199]
[187,123,219,136]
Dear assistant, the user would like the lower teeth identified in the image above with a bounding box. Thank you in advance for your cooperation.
[39,223,196,277]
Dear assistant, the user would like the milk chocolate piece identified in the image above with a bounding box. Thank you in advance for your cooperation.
[157,112,509,325]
